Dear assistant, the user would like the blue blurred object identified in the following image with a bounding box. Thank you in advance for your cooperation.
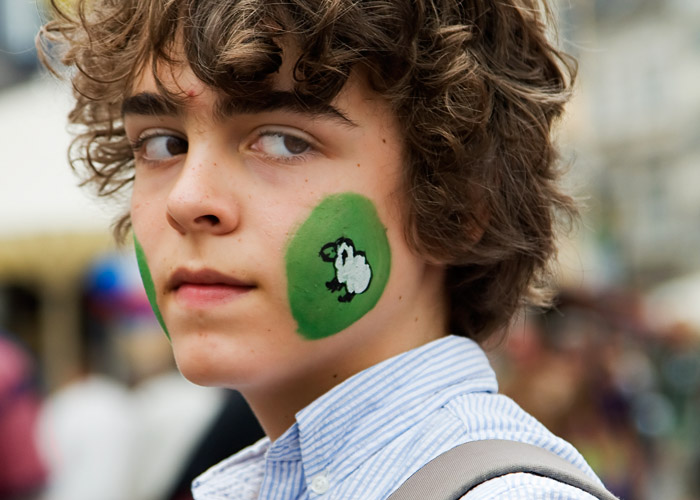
[84,252,154,321]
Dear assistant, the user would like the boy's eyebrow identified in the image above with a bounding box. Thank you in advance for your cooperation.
[217,91,357,127]
[122,90,357,127]
[122,92,180,117]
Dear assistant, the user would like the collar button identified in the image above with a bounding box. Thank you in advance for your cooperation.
[310,473,330,495]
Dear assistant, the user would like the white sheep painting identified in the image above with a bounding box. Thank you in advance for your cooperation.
[319,237,372,302]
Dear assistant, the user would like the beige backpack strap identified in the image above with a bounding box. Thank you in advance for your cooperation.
[388,439,618,500]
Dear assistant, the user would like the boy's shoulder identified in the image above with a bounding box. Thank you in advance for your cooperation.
[463,473,602,500]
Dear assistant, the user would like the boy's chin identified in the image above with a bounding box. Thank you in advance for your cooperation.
[169,333,253,388]
[174,357,226,388]
[167,326,303,390]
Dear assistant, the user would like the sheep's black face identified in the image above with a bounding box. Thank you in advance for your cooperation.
[320,241,339,262]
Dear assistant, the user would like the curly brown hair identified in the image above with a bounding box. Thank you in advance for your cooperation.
[38,0,577,342]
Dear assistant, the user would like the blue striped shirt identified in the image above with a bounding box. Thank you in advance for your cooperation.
[192,335,602,499]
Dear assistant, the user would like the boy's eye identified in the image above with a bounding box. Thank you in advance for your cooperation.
[134,134,188,161]
[251,131,312,160]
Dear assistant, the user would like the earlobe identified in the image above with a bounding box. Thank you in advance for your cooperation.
[466,207,489,245]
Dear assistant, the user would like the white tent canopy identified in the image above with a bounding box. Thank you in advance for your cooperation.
[646,271,700,333]
[0,76,115,237]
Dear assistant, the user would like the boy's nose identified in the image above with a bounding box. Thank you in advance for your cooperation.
[165,157,240,236]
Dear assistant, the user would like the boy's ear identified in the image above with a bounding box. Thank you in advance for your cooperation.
[459,190,490,247]
[466,205,489,245]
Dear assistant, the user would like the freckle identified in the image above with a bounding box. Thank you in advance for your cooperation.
[414,317,419,322]
[382,138,386,143]
[304,178,308,183]
[332,373,338,379]
[356,163,361,168]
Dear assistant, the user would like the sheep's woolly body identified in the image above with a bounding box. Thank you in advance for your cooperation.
[334,241,371,295]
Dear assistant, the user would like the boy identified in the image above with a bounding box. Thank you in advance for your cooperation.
[39,0,610,498]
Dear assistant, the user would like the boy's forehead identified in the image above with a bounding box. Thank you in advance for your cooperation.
[130,61,206,101]
[125,53,387,130]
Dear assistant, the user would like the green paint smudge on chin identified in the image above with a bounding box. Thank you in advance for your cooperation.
[286,192,391,340]
[133,234,170,340]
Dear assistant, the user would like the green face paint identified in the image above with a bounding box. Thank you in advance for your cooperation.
[133,234,170,340]
[286,192,391,340]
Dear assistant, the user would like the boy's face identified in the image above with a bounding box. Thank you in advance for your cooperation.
[125,57,446,401]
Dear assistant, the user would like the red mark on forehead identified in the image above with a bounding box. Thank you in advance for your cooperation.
[186,89,197,98]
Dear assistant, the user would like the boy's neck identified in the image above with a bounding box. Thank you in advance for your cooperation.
[243,264,449,441]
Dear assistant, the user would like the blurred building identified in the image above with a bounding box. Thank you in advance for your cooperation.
[558,0,700,289]
[0,0,43,89]
[0,0,116,391]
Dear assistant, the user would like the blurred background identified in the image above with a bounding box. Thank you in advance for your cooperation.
[0,0,699,499]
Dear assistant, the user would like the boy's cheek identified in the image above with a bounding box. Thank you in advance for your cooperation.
[285,192,392,340]
[133,233,171,340]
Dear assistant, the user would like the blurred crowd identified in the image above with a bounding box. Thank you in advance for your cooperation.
[493,288,700,500]
[0,331,46,499]
[0,251,264,500]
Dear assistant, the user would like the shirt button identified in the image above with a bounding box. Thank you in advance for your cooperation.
[310,473,330,495]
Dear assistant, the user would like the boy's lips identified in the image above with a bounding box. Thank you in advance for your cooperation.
[167,268,255,307]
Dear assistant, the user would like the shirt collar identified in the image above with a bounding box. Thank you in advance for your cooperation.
[267,335,497,485]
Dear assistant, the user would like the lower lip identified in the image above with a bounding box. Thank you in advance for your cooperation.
[174,283,253,307]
